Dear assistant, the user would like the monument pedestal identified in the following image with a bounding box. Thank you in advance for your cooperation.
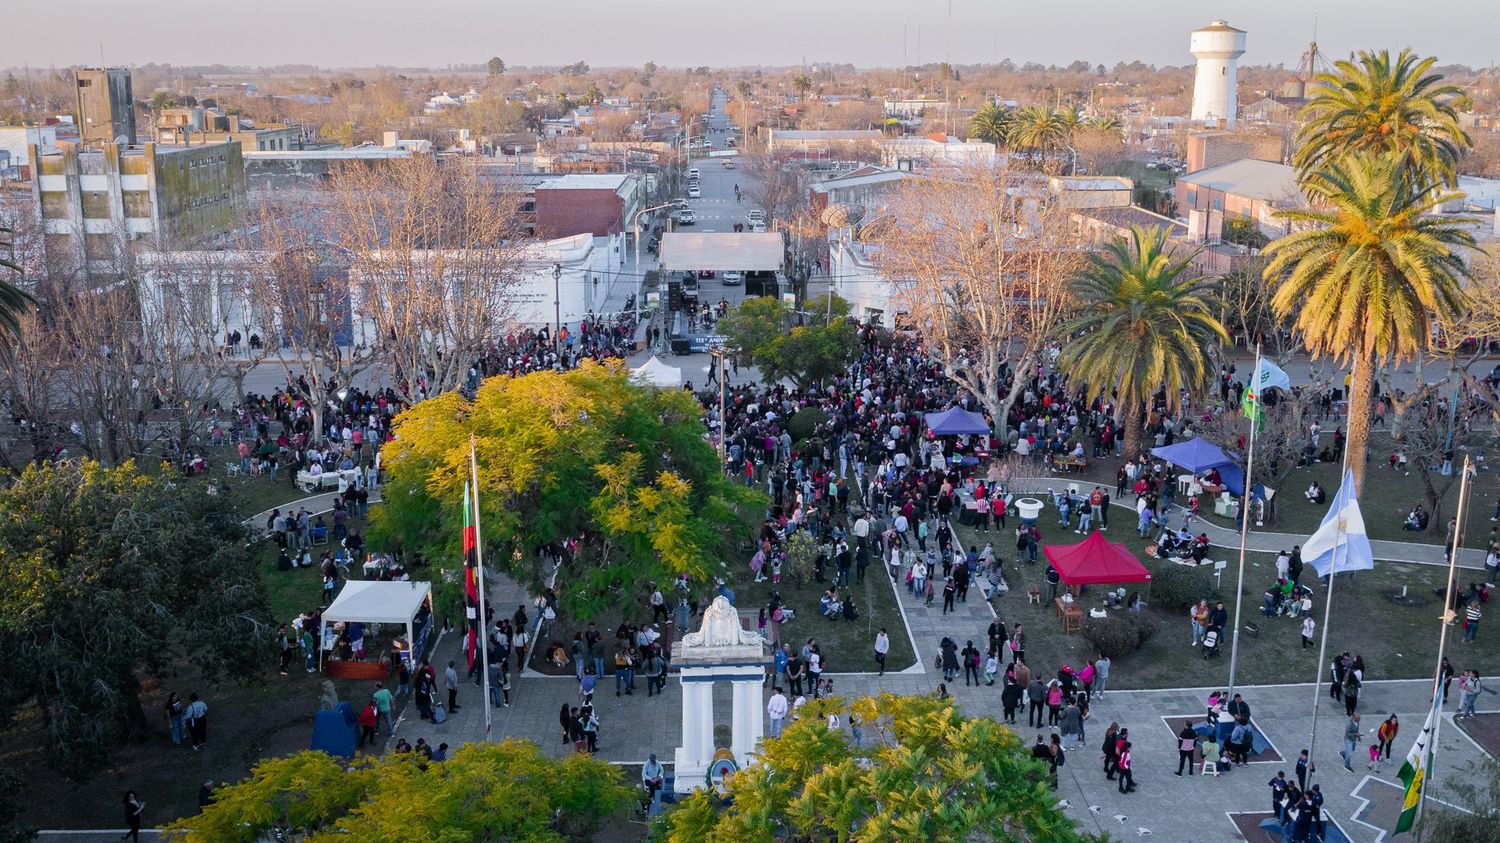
[671,596,768,795]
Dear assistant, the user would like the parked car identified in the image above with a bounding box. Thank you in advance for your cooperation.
[688,168,701,179]
[673,209,696,225]
[688,185,701,198]
[722,271,743,285]
[747,209,765,224]
[697,269,717,279]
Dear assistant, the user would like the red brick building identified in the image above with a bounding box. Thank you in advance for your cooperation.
[532,173,642,239]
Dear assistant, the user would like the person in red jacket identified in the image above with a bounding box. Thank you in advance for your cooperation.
[357,699,379,750]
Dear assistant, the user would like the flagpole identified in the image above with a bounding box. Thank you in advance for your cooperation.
[1307,356,1356,774]
[1415,455,1472,838]
[470,435,494,738]
[1226,344,1263,698]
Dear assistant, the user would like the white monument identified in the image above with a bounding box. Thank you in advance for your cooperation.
[1190,20,1248,128]
[672,596,767,794]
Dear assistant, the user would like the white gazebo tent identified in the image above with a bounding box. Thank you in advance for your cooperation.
[631,355,684,388]
[318,580,433,670]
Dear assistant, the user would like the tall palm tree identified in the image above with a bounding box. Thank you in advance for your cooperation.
[1262,154,1474,492]
[1060,225,1228,458]
[0,225,35,347]
[1008,106,1066,164]
[1056,105,1087,142]
[1087,116,1122,136]
[1295,48,1470,187]
[791,75,813,102]
[968,104,1012,148]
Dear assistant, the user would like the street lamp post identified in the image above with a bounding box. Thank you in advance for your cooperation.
[710,345,728,465]
[632,201,676,328]
[552,262,562,356]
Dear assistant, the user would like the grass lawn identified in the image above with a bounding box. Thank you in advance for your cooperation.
[1192,439,1500,550]
[530,550,919,679]
[950,497,1500,693]
[1109,159,1175,191]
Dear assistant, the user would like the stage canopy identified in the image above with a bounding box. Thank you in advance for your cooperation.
[1043,532,1153,586]
[658,232,785,272]
[631,355,683,388]
[1150,437,1237,472]
[924,406,989,436]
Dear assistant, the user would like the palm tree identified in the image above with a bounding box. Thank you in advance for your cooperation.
[1056,105,1087,141]
[791,75,813,102]
[0,225,35,347]
[1087,116,1122,136]
[1295,48,1470,187]
[1007,106,1065,165]
[1060,225,1229,458]
[1262,154,1474,492]
[968,104,1012,148]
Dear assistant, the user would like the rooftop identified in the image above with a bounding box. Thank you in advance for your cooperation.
[1078,206,1187,237]
[1178,158,1301,204]
[769,130,883,141]
[537,173,635,191]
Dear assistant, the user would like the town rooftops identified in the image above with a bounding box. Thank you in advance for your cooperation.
[1178,158,1300,203]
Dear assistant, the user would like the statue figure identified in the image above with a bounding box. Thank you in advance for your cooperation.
[318,679,339,712]
[682,595,764,648]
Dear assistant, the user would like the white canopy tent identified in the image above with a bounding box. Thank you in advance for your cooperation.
[658,232,785,272]
[631,355,684,388]
[318,580,433,670]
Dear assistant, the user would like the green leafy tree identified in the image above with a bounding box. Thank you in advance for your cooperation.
[486,56,506,77]
[721,294,859,388]
[1262,154,1474,492]
[1008,105,1066,162]
[165,741,633,842]
[968,103,1012,147]
[371,362,763,618]
[656,693,1102,842]
[0,460,273,777]
[1059,225,1229,458]
[1295,48,1471,187]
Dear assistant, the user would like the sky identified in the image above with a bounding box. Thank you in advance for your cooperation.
[5,0,1496,71]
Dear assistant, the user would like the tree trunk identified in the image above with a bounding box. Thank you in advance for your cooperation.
[1344,350,1375,494]
[1122,398,1144,461]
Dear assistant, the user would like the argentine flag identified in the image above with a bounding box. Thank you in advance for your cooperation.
[1302,468,1375,577]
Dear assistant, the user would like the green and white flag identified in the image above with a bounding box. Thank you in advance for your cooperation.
[1394,694,1440,834]
[1241,359,1291,423]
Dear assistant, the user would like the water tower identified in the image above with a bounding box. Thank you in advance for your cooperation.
[1190,20,1247,128]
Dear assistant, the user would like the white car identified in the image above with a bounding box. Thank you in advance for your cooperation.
[688,185,701,198]
[673,209,696,225]
[722,271,743,285]
[723,160,736,169]
[747,209,765,224]
[688,168,701,179]
[749,222,766,233]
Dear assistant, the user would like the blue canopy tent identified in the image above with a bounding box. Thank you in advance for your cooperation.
[924,407,990,436]
[1150,437,1236,472]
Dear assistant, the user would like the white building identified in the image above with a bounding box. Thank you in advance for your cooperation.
[828,237,904,329]
[0,126,58,174]
[1190,20,1247,128]
[881,136,997,171]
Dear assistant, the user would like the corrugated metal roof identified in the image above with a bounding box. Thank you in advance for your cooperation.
[1178,159,1300,203]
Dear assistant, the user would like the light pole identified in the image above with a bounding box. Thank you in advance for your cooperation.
[632,201,675,331]
[710,345,728,465]
[552,262,562,355]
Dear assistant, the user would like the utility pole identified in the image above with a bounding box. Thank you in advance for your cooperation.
[552,262,562,356]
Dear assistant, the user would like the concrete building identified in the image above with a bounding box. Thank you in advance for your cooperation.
[883,99,944,120]
[808,166,912,220]
[1175,158,1301,242]
[1189,21,1247,127]
[156,108,303,152]
[532,173,643,239]
[1070,205,1246,276]
[74,68,136,146]
[30,140,246,278]
[765,129,883,157]
[881,135,997,171]
[1185,131,1285,173]
[1047,176,1134,209]
[242,147,411,193]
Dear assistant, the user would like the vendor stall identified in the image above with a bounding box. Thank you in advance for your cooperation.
[319,580,434,676]
[1042,533,1153,633]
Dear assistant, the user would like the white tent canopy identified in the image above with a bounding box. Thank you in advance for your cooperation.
[323,580,432,624]
[658,232,785,272]
[319,580,433,670]
[631,355,684,388]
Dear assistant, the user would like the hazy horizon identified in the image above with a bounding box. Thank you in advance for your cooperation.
[5,0,1497,72]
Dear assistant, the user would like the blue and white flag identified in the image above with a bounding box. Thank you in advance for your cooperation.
[1303,468,1375,577]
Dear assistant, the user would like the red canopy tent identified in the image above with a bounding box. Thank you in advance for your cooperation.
[1043,532,1153,586]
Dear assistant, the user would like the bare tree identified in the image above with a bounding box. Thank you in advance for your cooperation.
[868,165,1086,438]
[323,156,528,406]
[238,204,374,446]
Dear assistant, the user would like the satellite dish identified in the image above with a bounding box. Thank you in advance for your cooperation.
[820,202,866,228]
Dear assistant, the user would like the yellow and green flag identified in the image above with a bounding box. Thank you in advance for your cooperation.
[1241,358,1291,423]
[1394,693,1440,834]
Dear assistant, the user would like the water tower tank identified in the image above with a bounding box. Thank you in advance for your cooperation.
[1190,20,1247,128]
